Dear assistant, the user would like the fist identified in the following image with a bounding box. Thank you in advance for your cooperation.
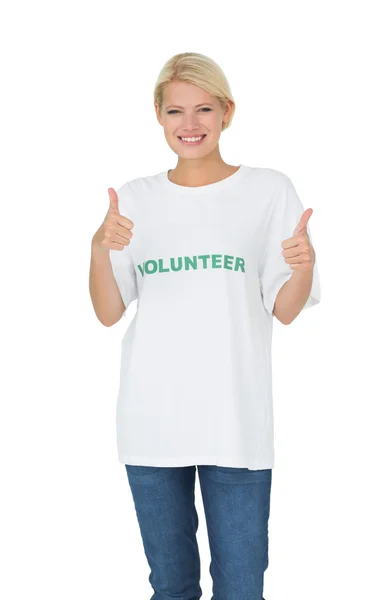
[94,188,134,251]
[281,208,316,271]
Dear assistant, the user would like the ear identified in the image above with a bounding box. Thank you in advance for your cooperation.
[222,99,234,127]
[154,102,163,126]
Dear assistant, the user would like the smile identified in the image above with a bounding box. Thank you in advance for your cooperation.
[178,135,207,145]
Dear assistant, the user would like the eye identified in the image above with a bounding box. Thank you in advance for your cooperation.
[167,107,212,115]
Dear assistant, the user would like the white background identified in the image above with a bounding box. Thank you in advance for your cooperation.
[1,1,376,599]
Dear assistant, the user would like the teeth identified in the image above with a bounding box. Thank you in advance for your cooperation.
[180,135,204,142]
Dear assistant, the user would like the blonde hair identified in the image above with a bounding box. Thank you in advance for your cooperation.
[153,52,236,131]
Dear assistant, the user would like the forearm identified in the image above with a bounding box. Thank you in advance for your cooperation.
[273,268,314,325]
[89,236,125,326]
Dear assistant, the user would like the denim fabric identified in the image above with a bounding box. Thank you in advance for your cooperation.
[125,464,272,600]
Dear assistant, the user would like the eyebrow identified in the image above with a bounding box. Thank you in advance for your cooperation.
[165,103,214,109]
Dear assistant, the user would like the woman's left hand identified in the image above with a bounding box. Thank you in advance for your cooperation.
[281,208,316,272]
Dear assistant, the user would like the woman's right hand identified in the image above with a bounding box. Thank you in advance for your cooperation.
[92,188,134,252]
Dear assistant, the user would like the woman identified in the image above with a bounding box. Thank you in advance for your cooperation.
[90,52,321,600]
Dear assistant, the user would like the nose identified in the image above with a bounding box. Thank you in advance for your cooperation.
[181,112,201,131]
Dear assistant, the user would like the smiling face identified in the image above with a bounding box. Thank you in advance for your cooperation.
[155,80,232,158]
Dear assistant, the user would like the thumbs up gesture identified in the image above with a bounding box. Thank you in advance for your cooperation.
[92,188,134,252]
[281,208,316,271]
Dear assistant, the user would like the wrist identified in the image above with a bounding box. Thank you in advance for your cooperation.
[91,232,107,255]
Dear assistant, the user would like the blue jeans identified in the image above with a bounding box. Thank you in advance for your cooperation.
[125,464,272,600]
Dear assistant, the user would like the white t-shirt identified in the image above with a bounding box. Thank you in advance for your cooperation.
[109,164,321,469]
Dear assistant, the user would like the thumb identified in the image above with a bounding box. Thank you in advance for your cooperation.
[108,188,120,214]
[293,208,313,235]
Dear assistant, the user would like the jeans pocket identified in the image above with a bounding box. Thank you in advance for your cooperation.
[216,466,250,473]
[125,464,164,476]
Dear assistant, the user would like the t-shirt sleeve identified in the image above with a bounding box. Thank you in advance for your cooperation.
[108,184,138,317]
[259,175,321,317]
